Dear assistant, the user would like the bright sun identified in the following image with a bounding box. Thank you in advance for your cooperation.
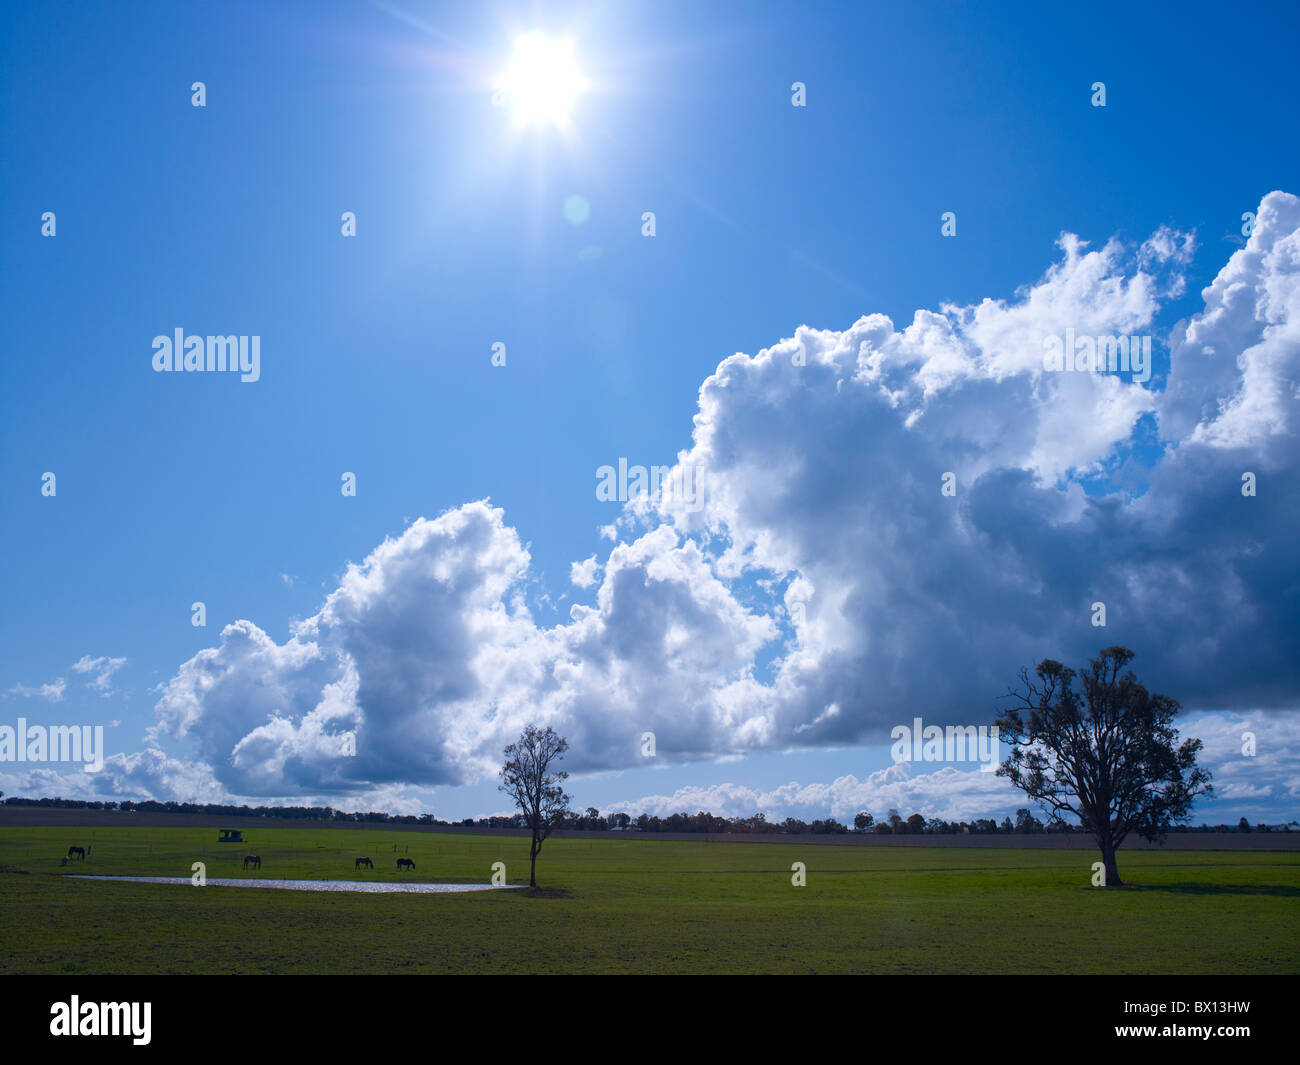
[498,32,588,126]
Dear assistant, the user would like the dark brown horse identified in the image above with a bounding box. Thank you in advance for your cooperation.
[67,846,85,861]
[242,854,261,870]
[396,858,415,871]
[355,857,373,869]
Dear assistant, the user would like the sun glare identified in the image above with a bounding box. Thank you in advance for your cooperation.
[498,32,588,126]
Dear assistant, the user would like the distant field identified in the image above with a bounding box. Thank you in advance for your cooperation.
[1,824,1297,974]
[3,806,1294,848]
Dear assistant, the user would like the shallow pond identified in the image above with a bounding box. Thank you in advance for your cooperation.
[69,875,519,894]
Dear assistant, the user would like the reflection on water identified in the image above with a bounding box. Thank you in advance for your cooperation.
[69,875,518,894]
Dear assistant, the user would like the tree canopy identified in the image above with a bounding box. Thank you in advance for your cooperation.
[499,724,572,888]
[994,646,1212,886]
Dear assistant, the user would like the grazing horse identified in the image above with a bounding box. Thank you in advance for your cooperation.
[67,846,85,861]
[355,857,373,870]
[396,858,415,871]
[242,854,261,870]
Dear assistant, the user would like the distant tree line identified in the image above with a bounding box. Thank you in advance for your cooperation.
[0,796,442,824]
[446,807,1298,835]
[4,795,1294,834]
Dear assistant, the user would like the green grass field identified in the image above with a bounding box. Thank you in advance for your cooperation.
[1,825,1297,974]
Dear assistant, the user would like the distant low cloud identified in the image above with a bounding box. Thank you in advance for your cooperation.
[605,763,1017,823]
[6,677,66,702]
[604,711,1300,823]
[71,655,127,694]
[6,653,127,702]
[570,555,600,588]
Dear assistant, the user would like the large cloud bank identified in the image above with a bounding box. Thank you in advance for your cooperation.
[71,192,1300,799]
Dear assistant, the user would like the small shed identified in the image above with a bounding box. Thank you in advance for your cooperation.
[218,828,244,843]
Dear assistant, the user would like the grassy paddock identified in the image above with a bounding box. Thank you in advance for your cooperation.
[1,825,1296,974]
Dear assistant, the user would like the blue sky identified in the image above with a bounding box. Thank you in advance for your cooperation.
[2,0,1299,825]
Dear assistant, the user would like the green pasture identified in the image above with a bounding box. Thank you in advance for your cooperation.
[1,825,1296,974]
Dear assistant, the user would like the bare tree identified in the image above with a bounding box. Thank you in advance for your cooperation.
[499,725,571,888]
[995,646,1212,886]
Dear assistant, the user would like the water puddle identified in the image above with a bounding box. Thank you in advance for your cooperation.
[69,875,519,894]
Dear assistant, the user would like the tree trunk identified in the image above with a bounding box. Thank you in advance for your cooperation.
[529,836,539,887]
[1099,837,1122,887]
